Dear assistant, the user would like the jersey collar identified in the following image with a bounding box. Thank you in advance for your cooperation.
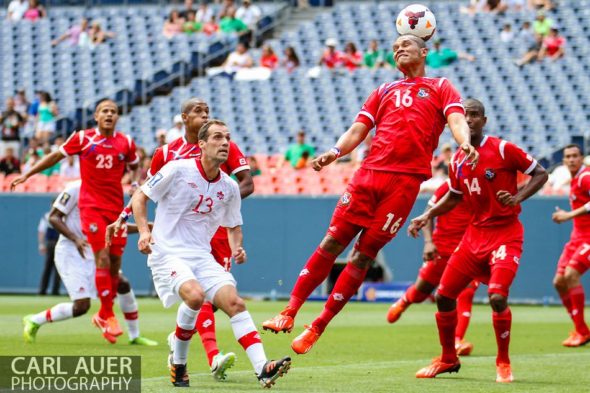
[479,135,488,147]
[196,158,221,183]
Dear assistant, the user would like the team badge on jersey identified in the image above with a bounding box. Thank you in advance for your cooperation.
[89,223,98,233]
[339,192,352,206]
[485,168,496,180]
[187,182,198,189]
[217,191,225,201]
[417,88,430,99]
[59,192,71,205]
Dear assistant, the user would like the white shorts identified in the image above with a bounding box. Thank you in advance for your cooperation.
[37,120,56,134]
[148,252,236,308]
[54,240,96,301]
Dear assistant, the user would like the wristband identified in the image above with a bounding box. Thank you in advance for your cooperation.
[330,146,341,158]
[119,207,133,222]
[131,181,139,188]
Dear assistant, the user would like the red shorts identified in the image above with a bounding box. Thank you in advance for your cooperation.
[438,220,523,299]
[419,253,451,287]
[80,208,127,256]
[328,169,423,259]
[556,238,590,276]
[210,231,232,272]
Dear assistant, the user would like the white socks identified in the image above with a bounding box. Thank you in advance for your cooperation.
[118,290,140,340]
[173,303,199,365]
[231,311,267,375]
[31,303,74,325]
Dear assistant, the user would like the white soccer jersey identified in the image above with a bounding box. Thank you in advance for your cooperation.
[141,159,242,258]
[53,180,83,244]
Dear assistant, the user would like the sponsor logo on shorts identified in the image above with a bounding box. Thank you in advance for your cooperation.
[513,256,520,264]
[340,192,352,206]
[485,168,496,180]
[89,223,98,233]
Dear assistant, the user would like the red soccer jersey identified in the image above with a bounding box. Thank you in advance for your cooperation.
[448,135,537,227]
[429,181,472,254]
[355,77,464,177]
[60,128,138,213]
[569,166,590,239]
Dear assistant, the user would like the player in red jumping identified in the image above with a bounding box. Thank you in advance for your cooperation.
[386,180,479,356]
[262,34,478,355]
[408,98,548,383]
[107,97,253,380]
[12,99,140,343]
[551,144,590,347]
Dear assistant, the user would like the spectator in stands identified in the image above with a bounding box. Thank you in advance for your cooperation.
[217,42,253,76]
[163,9,183,39]
[52,18,89,47]
[218,0,235,20]
[363,40,386,69]
[167,114,184,143]
[281,46,300,73]
[50,136,64,153]
[1,97,24,157]
[529,0,553,11]
[341,42,362,72]
[22,137,41,164]
[432,142,453,176]
[156,129,167,148]
[22,0,46,22]
[182,10,202,34]
[537,26,565,62]
[220,7,248,34]
[505,0,526,11]
[41,145,60,176]
[202,15,219,36]
[460,0,486,15]
[426,38,475,69]
[196,1,213,23]
[260,44,279,69]
[236,0,262,31]
[500,23,514,43]
[38,206,61,296]
[23,90,41,143]
[515,21,542,66]
[545,163,570,194]
[23,148,40,173]
[35,92,57,144]
[59,155,80,179]
[6,0,29,21]
[140,154,152,182]
[318,38,342,70]
[0,147,21,175]
[484,0,508,13]
[533,10,553,37]
[350,132,372,168]
[280,130,315,169]
[88,21,116,47]
[13,89,29,119]
[248,156,261,177]
[179,0,196,20]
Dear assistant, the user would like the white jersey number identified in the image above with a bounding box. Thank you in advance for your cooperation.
[382,213,403,235]
[463,178,481,195]
[492,245,507,262]
[96,154,113,169]
[393,90,413,108]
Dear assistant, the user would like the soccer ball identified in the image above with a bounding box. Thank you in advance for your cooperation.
[396,4,437,41]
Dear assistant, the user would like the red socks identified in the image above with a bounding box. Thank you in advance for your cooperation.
[286,247,337,318]
[313,263,368,333]
[569,285,590,335]
[436,310,458,363]
[455,285,477,340]
[404,284,430,304]
[195,302,219,366]
[95,268,114,319]
[559,291,573,317]
[492,308,512,365]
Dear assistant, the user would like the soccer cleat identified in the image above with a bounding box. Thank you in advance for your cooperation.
[291,325,321,355]
[455,339,474,356]
[562,331,590,347]
[496,363,513,383]
[416,357,461,378]
[257,356,291,388]
[91,313,117,344]
[386,298,409,324]
[167,332,175,369]
[106,316,123,337]
[23,315,40,344]
[129,336,158,346]
[170,363,190,387]
[262,310,295,334]
[210,352,236,381]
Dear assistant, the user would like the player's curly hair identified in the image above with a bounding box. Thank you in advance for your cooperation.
[198,119,226,141]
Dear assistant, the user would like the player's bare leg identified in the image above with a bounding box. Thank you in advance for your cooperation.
[387,278,435,324]
[23,298,91,343]
[92,251,123,343]
[214,285,291,387]
[292,249,371,355]
[117,274,157,346]
[263,235,347,334]
[562,267,590,347]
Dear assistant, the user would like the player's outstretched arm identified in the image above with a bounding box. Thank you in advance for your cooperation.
[49,208,89,258]
[552,205,589,224]
[497,164,548,206]
[227,226,246,264]
[408,192,462,238]
[10,150,65,190]
[447,112,479,167]
[131,190,153,254]
[311,122,369,171]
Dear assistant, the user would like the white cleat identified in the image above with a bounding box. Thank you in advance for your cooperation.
[211,352,237,381]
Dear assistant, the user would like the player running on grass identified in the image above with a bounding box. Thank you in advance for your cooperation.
[408,98,548,383]
[551,144,590,347]
[107,98,254,381]
[23,180,157,346]
[386,180,478,356]
[132,120,290,388]
[262,34,478,356]
[13,99,140,344]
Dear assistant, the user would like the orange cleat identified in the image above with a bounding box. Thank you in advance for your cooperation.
[386,298,409,324]
[91,313,117,344]
[562,331,590,347]
[455,339,474,356]
[496,363,513,383]
[262,310,295,334]
[291,325,322,355]
[416,357,461,378]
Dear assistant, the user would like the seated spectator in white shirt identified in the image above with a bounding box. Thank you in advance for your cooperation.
[223,42,254,73]
[235,0,261,30]
[167,114,184,143]
[6,0,28,21]
[59,155,80,179]
[195,1,213,23]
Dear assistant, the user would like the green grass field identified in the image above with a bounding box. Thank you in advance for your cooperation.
[2,295,590,392]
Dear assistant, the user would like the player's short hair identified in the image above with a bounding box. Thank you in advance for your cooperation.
[181,97,207,114]
[95,98,118,112]
[398,34,426,49]
[563,144,583,155]
[199,119,227,142]
[463,98,486,116]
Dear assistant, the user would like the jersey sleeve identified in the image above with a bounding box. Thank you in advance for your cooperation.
[354,86,380,129]
[125,135,139,165]
[148,147,165,178]
[501,141,537,175]
[53,183,78,215]
[429,181,451,206]
[59,130,83,157]
[579,173,590,196]
[224,142,250,175]
[141,161,178,203]
[221,182,243,228]
[447,152,463,194]
[438,78,464,118]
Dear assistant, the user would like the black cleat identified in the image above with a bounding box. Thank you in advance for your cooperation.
[257,356,291,388]
[170,363,189,387]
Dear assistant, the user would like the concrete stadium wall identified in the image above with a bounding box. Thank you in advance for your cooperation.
[1,194,588,303]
